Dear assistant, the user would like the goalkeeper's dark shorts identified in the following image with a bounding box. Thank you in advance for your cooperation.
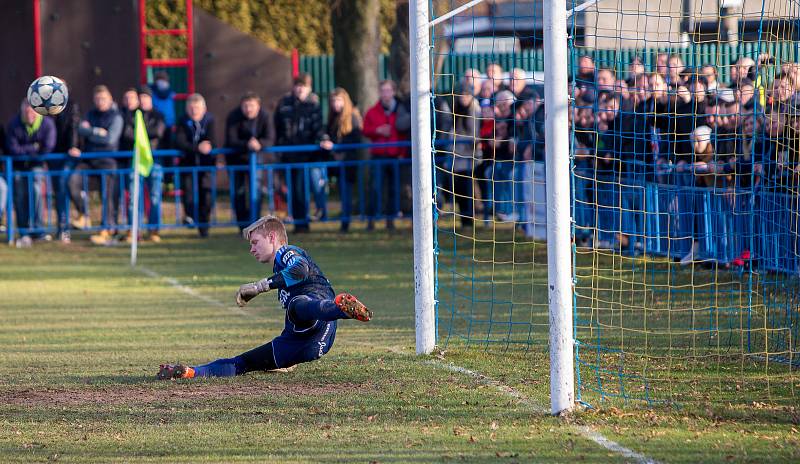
[271,320,338,368]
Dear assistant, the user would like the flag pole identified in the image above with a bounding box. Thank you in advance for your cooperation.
[130,109,153,266]
[130,151,140,267]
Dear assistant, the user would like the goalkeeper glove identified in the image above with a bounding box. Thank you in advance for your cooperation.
[235,278,272,307]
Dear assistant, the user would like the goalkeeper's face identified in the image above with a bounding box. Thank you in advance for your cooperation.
[249,231,280,264]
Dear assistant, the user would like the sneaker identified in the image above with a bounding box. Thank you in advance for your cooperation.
[89,230,116,246]
[59,231,71,244]
[680,242,700,266]
[123,232,145,244]
[496,212,519,222]
[71,214,92,230]
[15,235,33,248]
[594,240,613,250]
[733,249,751,267]
[157,364,195,380]
[266,365,297,374]
[334,293,373,322]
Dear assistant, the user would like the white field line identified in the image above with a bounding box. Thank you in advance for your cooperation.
[427,360,660,464]
[137,266,659,464]
[137,266,251,317]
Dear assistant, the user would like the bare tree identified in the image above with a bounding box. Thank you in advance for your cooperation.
[330,0,381,112]
[389,1,410,97]
[390,0,452,97]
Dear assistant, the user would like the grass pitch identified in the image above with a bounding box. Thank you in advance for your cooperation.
[0,226,797,463]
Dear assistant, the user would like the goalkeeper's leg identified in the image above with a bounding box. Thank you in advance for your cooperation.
[288,294,372,324]
[158,342,282,379]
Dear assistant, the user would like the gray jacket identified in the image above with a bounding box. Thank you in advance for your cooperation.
[450,98,482,173]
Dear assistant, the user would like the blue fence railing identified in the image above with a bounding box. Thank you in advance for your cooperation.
[4,142,800,278]
[575,174,799,274]
[1,142,416,244]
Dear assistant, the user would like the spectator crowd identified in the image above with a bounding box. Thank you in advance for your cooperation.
[2,55,800,268]
[435,52,800,266]
[0,70,414,246]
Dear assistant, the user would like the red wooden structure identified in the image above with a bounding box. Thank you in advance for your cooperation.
[138,0,195,99]
[32,0,42,77]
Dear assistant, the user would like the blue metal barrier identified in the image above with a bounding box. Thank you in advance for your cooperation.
[4,156,13,242]
[569,168,799,275]
[4,143,800,279]
[1,144,415,244]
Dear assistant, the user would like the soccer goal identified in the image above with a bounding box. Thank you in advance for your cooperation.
[411,0,800,414]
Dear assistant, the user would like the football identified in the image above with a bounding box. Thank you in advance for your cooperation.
[27,75,69,116]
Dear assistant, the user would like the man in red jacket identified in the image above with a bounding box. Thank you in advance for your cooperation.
[362,80,410,230]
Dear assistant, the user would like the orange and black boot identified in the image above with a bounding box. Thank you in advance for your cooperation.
[334,293,373,322]
[157,364,195,380]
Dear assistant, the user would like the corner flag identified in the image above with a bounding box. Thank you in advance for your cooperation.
[131,109,153,266]
[134,109,153,177]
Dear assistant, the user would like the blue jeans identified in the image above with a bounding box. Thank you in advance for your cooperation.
[368,161,400,220]
[129,164,163,231]
[490,160,514,217]
[335,164,358,227]
[573,167,595,242]
[13,168,46,237]
[233,168,263,228]
[309,166,328,220]
[50,164,73,233]
[287,167,309,227]
[0,175,7,222]
[434,154,453,209]
[514,161,534,226]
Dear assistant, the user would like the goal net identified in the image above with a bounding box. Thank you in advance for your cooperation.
[429,0,799,406]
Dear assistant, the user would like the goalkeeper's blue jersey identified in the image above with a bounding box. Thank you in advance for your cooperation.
[273,245,335,330]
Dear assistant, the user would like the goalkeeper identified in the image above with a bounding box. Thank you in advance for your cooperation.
[158,215,372,379]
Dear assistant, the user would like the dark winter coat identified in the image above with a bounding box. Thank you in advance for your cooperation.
[225,107,275,165]
[273,93,324,162]
[5,114,56,170]
[78,107,123,153]
[174,113,216,167]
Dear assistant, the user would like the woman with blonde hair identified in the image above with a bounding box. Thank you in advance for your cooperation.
[320,87,363,232]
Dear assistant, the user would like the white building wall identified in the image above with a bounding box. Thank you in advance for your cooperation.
[583,0,798,48]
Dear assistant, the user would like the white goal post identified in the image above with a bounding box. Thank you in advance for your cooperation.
[410,0,436,356]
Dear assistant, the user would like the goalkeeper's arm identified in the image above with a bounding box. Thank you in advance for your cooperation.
[235,254,311,306]
[235,274,283,307]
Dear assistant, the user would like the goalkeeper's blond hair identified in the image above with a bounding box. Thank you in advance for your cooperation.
[242,215,288,244]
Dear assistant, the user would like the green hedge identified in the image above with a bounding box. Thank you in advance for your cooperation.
[144,0,398,59]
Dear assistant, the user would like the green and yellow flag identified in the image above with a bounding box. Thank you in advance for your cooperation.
[134,109,153,177]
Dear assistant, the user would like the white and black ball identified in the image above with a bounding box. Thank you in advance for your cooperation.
[27,76,69,116]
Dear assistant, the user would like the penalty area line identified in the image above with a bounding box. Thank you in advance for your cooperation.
[426,360,659,464]
[137,266,251,317]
